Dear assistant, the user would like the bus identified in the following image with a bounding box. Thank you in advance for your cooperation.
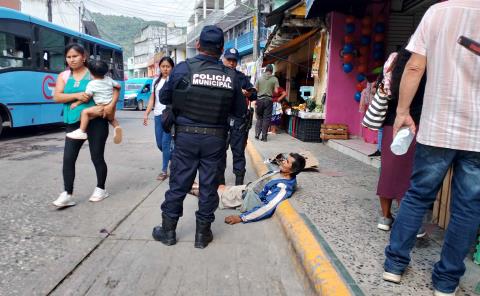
[0,7,124,136]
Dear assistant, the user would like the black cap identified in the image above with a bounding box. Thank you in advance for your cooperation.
[223,48,239,61]
[199,25,224,51]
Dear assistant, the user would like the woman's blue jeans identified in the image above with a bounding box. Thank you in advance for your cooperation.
[154,115,172,173]
[384,143,480,293]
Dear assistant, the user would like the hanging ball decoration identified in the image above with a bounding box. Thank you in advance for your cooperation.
[373,51,384,60]
[354,91,362,102]
[343,53,354,63]
[373,43,384,51]
[356,83,365,92]
[374,34,385,43]
[360,36,371,45]
[344,34,354,43]
[359,55,369,64]
[345,23,356,34]
[356,74,366,82]
[357,64,368,74]
[361,16,372,26]
[343,63,354,73]
[361,27,372,36]
[374,23,385,33]
[346,15,356,24]
[359,46,369,56]
[343,43,354,54]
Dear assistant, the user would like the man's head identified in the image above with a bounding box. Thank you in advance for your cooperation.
[265,64,274,74]
[223,48,239,69]
[279,153,306,177]
[87,60,109,78]
[196,25,224,58]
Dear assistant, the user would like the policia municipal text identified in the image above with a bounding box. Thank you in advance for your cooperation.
[152,26,246,249]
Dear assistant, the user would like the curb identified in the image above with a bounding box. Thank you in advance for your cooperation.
[245,140,354,296]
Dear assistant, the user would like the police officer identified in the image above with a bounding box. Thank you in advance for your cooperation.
[152,26,245,249]
[218,48,257,186]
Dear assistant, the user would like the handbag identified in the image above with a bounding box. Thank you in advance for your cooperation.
[362,85,390,130]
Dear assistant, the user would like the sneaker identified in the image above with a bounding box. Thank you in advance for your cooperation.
[382,271,402,283]
[434,288,457,296]
[52,191,76,207]
[89,187,109,202]
[416,226,427,238]
[378,216,394,231]
[113,126,123,144]
[66,129,87,140]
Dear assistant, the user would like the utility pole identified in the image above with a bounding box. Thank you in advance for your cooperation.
[78,1,84,33]
[47,0,52,22]
[252,0,260,62]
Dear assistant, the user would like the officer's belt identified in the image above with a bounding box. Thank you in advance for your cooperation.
[176,125,226,138]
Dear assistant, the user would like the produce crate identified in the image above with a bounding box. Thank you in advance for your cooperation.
[320,124,349,141]
[296,118,323,142]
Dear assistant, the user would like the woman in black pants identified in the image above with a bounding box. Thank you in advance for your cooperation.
[52,43,119,207]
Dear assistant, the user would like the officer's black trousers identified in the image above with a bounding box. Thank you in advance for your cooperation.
[255,99,273,139]
[161,132,225,223]
[218,119,247,183]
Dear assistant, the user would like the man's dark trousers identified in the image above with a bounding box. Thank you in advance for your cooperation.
[161,132,225,223]
[255,98,273,139]
[218,117,247,184]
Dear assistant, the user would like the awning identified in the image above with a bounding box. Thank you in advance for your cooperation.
[265,0,302,27]
[305,0,370,19]
[262,28,320,66]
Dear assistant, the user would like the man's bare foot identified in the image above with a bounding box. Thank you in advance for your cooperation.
[224,215,242,225]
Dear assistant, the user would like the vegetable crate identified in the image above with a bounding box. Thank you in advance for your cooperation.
[320,124,349,141]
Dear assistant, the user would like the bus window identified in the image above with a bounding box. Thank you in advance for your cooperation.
[0,32,31,70]
[39,28,65,72]
[112,51,123,80]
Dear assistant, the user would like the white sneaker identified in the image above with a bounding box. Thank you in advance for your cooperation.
[434,288,457,296]
[382,271,402,283]
[52,191,76,207]
[89,187,109,202]
[113,126,123,144]
[66,129,87,140]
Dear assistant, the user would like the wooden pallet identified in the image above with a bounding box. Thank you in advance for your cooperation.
[320,124,348,140]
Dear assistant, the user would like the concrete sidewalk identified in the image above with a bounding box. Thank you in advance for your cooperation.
[248,130,480,296]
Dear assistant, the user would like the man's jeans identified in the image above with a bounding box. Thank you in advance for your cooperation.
[384,143,480,293]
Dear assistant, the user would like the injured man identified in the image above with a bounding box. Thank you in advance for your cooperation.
[190,152,306,225]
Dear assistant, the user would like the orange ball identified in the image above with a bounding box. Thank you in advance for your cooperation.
[359,56,369,64]
[357,64,367,73]
[374,34,385,42]
[359,46,370,56]
[361,16,372,26]
[344,34,354,43]
[343,53,354,63]
[356,83,365,92]
[361,27,372,35]
[346,15,355,24]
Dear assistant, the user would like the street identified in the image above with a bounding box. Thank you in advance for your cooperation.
[0,111,309,296]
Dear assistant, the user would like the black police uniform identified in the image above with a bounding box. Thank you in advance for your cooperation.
[152,28,245,249]
[218,68,256,186]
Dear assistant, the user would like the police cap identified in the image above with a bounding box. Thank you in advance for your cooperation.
[199,25,224,51]
[223,48,239,61]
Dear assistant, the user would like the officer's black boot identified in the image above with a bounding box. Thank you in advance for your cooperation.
[194,219,213,249]
[152,213,178,246]
[235,173,245,186]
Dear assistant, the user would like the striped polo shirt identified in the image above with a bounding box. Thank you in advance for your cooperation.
[406,0,480,152]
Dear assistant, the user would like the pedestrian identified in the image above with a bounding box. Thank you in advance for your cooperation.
[143,56,175,181]
[382,2,480,296]
[255,64,279,142]
[66,60,123,144]
[376,48,425,232]
[269,82,286,135]
[52,43,119,207]
[151,26,245,249]
[217,47,257,186]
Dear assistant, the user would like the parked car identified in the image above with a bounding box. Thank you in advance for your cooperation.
[124,78,153,110]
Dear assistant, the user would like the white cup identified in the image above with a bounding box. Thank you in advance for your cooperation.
[390,127,414,155]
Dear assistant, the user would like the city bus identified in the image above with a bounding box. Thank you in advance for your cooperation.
[0,7,124,136]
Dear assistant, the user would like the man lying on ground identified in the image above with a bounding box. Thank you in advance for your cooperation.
[191,152,306,224]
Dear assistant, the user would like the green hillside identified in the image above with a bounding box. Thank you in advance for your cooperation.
[90,12,166,58]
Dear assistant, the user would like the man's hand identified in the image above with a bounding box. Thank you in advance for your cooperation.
[70,101,81,110]
[143,113,149,126]
[393,112,416,138]
[224,215,242,225]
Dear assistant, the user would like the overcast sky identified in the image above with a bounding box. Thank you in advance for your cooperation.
[84,0,196,26]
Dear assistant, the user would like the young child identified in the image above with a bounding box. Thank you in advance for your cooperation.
[66,60,123,143]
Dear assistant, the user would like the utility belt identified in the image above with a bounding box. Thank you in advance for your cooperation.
[176,125,227,138]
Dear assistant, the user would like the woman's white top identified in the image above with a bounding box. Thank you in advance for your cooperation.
[153,77,167,116]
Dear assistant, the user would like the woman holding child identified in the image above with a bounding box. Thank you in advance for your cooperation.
[52,43,120,207]
[143,57,175,181]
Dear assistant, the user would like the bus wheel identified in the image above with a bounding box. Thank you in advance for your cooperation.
[137,100,144,111]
